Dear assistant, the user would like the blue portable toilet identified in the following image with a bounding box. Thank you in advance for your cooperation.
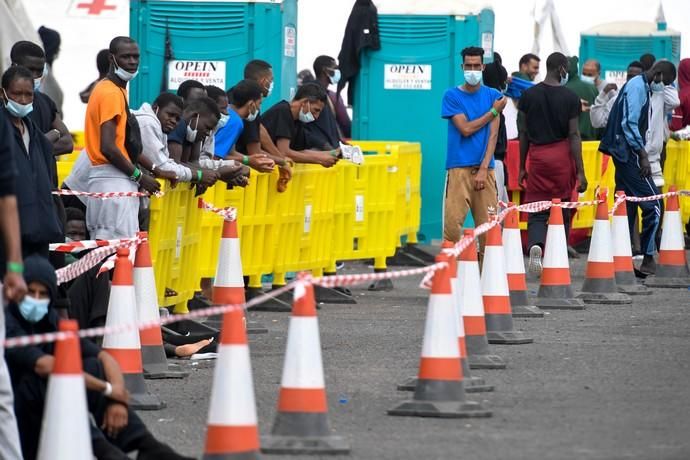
[352,1,495,242]
[579,17,680,88]
[129,0,297,109]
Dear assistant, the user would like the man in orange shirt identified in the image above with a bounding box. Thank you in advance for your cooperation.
[85,36,159,239]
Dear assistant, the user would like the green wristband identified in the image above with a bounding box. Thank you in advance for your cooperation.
[7,261,23,274]
[490,108,499,118]
[197,169,203,182]
[130,167,141,182]
[242,155,250,166]
[329,150,337,157]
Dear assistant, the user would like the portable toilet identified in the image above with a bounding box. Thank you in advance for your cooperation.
[129,0,297,109]
[352,0,495,243]
[579,12,680,88]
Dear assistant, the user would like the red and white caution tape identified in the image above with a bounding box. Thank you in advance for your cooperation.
[50,238,138,253]
[55,236,143,285]
[198,198,237,222]
[52,189,163,199]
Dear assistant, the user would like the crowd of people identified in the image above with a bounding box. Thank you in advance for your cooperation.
[0,32,353,459]
[442,47,689,278]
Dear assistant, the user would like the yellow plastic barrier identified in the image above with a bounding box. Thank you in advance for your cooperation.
[395,142,423,245]
[663,140,690,225]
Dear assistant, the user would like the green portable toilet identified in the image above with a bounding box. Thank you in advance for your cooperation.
[579,15,680,88]
[352,1,495,242]
[129,0,297,109]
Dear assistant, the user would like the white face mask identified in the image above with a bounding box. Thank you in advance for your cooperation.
[298,102,315,123]
[217,113,229,128]
[246,105,259,122]
[112,55,139,82]
[329,69,341,85]
[581,75,596,85]
[265,80,274,97]
[186,114,199,142]
[463,70,482,86]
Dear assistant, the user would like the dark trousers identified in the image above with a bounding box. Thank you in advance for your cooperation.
[527,206,572,250]
[13,357,149,460]
[613,156,661,256]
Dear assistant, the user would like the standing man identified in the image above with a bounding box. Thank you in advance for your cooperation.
[600,60,678,275]
[0,101,25,460]
[565,56,600,141]
[313,55,351,138]
[441,47,506,249]
[513,53,541,82]
[581,59,608,93]
[518,52,588,274]
[591,61,644,129]
[84,36,159,239]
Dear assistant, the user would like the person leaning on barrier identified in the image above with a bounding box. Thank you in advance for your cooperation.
[4,255,195,460]
[261,82,339,168]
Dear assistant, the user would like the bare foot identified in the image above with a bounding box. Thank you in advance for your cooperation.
[175,339,212,358]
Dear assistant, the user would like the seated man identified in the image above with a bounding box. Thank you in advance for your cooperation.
[261,82,339,168]
[5,255,194,460]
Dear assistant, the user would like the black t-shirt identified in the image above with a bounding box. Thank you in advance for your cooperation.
[518,83,580,145]
[167,119,187,145]
[235,117,261,154]
[261,100,300,146]
[29,92,58,133]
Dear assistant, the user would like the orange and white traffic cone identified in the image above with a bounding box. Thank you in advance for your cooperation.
[213,219,267,334]
[645,186,690,288]
[202,307,261,459]
[578,190,632,304]
[612,191,651,295]
[36,320,93,460]
[102,248,165,410]
[535,200,586,310]
[134,232,188,379]
[458,229,506,370]
[503,204,543,318]
[261,276,350,454]
[388,253,492,418]
[482,219,533,345]
[398,243,494,393]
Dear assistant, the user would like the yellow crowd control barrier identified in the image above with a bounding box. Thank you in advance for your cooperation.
[663,140,690,224]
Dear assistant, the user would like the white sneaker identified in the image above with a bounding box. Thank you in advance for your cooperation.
[528,245,543,276]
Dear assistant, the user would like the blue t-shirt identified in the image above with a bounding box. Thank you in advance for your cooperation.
[214,109,244,159]
[441,85,501,169]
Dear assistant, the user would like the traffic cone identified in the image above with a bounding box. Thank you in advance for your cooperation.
[213,219,267,334]
[388,253,492,418]
[261,276,350,454]
[611,191,651,295]
[202,307,261,459]
[458,229,506,370]
[134,232,188,379]
[481,219,534,345]
[397,243,494,393]
[36,320,93,460]
[645,186,690,288]
[503,204,544,318]
[535,200,586,310]
[578,190,632,304]
[102,248,165,410]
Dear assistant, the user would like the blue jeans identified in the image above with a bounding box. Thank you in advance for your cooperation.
[613,155,661,256]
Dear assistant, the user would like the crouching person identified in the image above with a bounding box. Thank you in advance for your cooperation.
[5,255,195,460]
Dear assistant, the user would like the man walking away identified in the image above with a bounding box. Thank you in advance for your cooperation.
[441,46,506,251]
[518,52,588,274]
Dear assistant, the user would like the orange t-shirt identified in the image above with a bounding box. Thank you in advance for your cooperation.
[84,79,129,165]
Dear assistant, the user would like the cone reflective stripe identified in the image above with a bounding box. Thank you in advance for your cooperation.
[612,191,651,295]
[37,320,92,460]
[458,230,506,370]
[645,186,690,288]
[103,248,165,410]
[213,219,245,305]
[535,200,586,310]
[203,308,261,459]
[262,277,350,454]
[503,205,544,318]
[134,232,188,379]
[398,243,493,393]
[481,220,534,345]
[579,190,632,304]
[388,254,492,418]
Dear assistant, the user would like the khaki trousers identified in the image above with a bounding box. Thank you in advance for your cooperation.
[443,167,498,253]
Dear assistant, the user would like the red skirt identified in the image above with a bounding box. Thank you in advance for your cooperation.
[524,139,576,203]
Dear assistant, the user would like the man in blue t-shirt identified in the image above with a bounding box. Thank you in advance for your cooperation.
[441,46,507,250]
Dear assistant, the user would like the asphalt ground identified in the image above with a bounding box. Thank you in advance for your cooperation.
[139,254,690,460]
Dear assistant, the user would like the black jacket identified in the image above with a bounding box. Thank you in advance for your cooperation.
[337,0,380,104]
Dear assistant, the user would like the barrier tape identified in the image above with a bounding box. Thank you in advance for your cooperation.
[55,237,143,285]
[50,238,138,254]
[52,189,163,199]
[198,198,237,222]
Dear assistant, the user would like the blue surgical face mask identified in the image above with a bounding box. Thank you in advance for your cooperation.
[217,113,229,129]
[650,81,664,93]
[329,69,341,85]
[33,63,47,91]
[581,75,595,85]
[3,89,33,118]
[463,70,482,86]
[298,102,315,123]
[19,295,50,323]
[112,55,138,82]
